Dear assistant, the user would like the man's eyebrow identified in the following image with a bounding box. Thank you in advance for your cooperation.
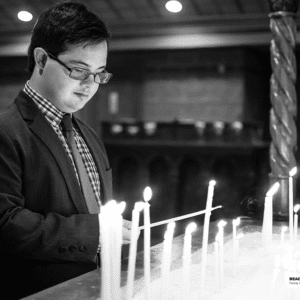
[68,59,106,70]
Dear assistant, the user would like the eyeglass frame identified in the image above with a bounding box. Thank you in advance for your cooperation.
[46,51,112,84]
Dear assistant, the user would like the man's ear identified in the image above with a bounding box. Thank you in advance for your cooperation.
[34,48,48,70]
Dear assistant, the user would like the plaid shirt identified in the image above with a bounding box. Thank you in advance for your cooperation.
[24,81,101,206]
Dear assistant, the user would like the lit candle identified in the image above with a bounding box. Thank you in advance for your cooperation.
[214,233,220,291]
[161,222,176,300]
[232,217,240,277]
[111,201,126,300]
[182,222,197,299]
[289,167,297,243]
[143,186,153,300]
[281,226,288,245]
[294,204,300,246]
[127,202,145,300]
[262,182,280,248]
[201,180,216,296]
[99,200,125,300]
[99,204,111,300]
[217,220,227,288]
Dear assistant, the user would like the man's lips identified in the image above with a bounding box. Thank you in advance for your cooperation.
[75,92,89,97]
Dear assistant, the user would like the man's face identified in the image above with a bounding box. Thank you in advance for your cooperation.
[42,41,108,113]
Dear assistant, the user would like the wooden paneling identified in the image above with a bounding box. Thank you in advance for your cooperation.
[142,71,244,122]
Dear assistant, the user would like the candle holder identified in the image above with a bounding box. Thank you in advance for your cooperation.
[206,121,225,142]
[110,123,123,135]
[143,122,157,137]
[213,121,225,136]
[194,121,207,139]
[225,121,243,142]
[101,121,124,139]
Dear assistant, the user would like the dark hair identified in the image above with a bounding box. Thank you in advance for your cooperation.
[27,1,111,73]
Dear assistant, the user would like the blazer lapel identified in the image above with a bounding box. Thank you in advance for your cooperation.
[15,91,88,213]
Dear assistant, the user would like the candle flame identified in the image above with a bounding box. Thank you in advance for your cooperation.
[209,180,216,186]
[217,220,227,228]
[281,226,288,233]
[294,204,300,213]
[266,182,280,197]
[232,217,240,226]
[289,167,297,177]
[185,222,197,234]
[236,233,244,239]
[134,201,145,212]
[143,186,152,202]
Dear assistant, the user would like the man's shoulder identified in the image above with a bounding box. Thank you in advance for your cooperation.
[0,91,29,135]
[0,101,22,125]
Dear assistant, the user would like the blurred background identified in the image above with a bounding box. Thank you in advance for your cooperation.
[1,0,300,251]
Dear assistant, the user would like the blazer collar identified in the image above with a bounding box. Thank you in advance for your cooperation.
[15,90,89,213]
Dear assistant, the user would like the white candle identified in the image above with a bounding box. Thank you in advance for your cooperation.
[161,222,176,300]
[111,201,125,300]
[143,186,152,300]
[99,204,111,300]
[289,167,297,243]
[182,222,196,299]
[263,182,280,248]
[232,217,240,277]
[217,220,227,288]
[294,204,300,246]
[201,180,216,296]
[99,200,125,300]
[127,202,145,300]
[281,226,288,244]
[214,234,220,291]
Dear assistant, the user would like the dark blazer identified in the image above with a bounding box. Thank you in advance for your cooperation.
[0,91,112,299]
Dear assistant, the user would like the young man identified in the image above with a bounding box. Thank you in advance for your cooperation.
[0,2,131,298]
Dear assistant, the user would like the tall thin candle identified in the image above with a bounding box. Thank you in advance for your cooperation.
[110,201,125,300]
[294,204,300,246]
[217,220,227,289]
[161,222,176,300]
[99,204,111,300]
[263,182,280,248]
[281,226,288,245]
[127,202,144,300]
[214,233,220,291]
[143,186,152,300]
[201,180,216,296]
[289,167,297,243]
[182,222,196,299]
[232,217,240,277]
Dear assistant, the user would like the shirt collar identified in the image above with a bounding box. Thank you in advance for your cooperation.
[23,80,66,127]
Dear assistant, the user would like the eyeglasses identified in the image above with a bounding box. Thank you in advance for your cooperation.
[47,52,112,84]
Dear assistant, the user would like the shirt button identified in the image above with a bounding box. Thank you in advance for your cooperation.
[58,246,67,253]
[79,245,87,252]
[69,245,78,252]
